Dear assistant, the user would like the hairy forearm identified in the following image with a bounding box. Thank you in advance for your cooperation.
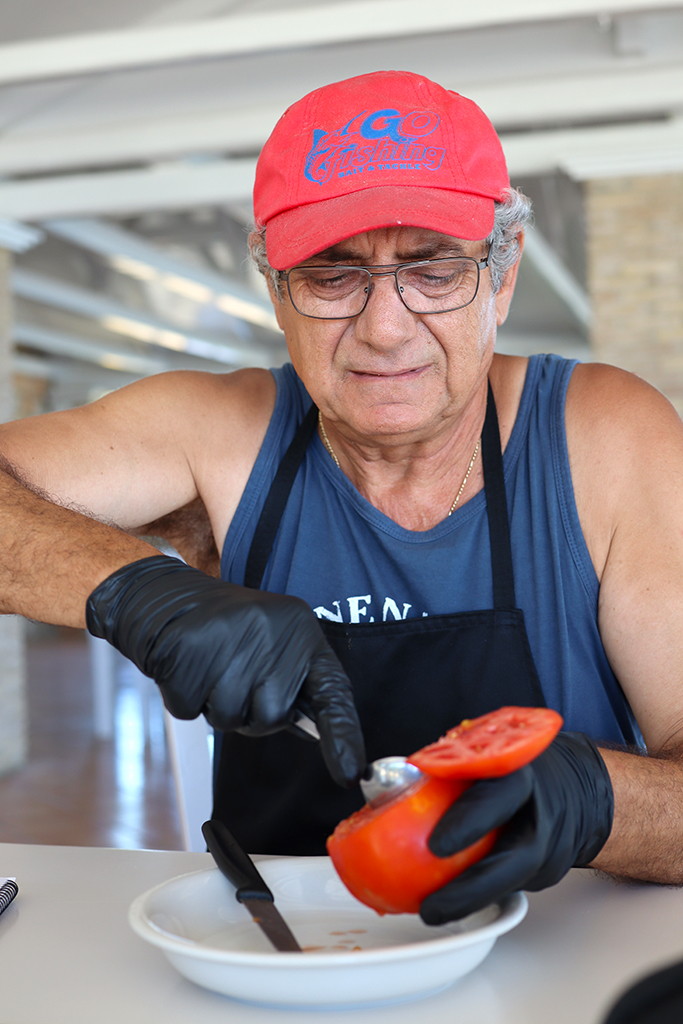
[589,747,683,882]
[0,468,160,627]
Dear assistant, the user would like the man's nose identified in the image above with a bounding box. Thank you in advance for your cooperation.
[352,273,417,348]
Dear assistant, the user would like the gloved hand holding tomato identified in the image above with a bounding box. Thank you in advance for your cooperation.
[327,707,614,923]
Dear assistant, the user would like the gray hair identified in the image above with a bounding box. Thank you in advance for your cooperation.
[486,187,533,290]
[247,186,532,297]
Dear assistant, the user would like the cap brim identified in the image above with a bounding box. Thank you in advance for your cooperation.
[265,185,496,269]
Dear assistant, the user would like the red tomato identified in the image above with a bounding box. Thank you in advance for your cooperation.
[327,707,563,916]
[327,774,498,915]
[408,706,563,779]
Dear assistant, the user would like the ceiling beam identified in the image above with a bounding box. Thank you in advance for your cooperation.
[0,219,45,252]
[0,0,681,86]
[3,114,683,221]
[504,114,683,179]
[0,157,256,221]
[522,226,591,327]
[11,268,274,367]
[12,350,139,391]
[3,62,683,178]
[0,105,280,177]
[46,219,280,334]
[468,63,683,135]
[13,322,169,375]
[13,321,253,376]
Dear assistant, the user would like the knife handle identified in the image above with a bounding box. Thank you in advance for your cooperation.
[202,819,274,903]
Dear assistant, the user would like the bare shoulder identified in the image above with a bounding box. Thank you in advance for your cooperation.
[566,361,683,434]
[565,361,683,580]
[566,361,683,481]
[90,365,276,440]
[86,366,278,548]
[0,365,276,454]
[174,367,278,534]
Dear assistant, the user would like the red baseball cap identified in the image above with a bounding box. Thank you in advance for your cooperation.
[253,70,509,270]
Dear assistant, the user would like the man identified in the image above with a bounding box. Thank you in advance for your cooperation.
[1,70,683,924]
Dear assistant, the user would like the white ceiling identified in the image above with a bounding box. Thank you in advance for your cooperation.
[2,0,682,409]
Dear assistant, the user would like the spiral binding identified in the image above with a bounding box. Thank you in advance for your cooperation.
[0,879,18,915]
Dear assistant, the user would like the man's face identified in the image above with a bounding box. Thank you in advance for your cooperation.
[270,226,521,443]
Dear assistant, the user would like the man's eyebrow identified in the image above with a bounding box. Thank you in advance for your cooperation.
[396,240,470,260]
[304,244,365,263]
[304,239,473,264]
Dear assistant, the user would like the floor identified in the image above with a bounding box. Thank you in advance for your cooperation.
[0,625,183,850]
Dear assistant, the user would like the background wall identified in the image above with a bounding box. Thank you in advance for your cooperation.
[587,171,683,414]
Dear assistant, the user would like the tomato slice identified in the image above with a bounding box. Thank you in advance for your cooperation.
[408,706,563,779]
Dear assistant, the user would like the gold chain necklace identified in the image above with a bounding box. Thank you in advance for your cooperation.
[318,412,340,468]
[318,412,481,516]
[446,437,480,515]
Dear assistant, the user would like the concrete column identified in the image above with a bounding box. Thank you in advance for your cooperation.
[0,247,27,775]
[585,173,683,415]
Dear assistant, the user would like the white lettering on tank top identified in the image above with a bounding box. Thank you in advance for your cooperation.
[347,595,372,623]
[313,595,427,623]
[382,598,412,621]
[313,600,343,622]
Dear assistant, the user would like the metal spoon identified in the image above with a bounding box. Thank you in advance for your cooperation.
[293,715,426,809]
[360,756,426,809]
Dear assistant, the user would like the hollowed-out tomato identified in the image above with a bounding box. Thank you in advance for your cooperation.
[327,706,563,916]
[327,774,498,915]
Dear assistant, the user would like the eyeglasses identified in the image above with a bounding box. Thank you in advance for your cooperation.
[279,250,490,320]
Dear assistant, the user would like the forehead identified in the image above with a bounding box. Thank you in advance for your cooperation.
[304,226,486,265]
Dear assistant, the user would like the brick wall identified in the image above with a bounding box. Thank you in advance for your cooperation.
[585,173,683,415]
[0,247,27,774]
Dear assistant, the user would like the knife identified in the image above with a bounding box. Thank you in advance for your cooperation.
[201,819,302,953]
[291,711,320,740]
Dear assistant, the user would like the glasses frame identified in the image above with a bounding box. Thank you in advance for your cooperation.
[278,248,491,321]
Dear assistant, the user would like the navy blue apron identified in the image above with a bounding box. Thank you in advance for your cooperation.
[213,382,545,854]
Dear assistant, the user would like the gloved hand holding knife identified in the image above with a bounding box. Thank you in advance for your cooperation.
[86,554,366,789]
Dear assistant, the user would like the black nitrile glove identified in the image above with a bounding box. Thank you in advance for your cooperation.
[86,555,366,788]
[420,732,614,924]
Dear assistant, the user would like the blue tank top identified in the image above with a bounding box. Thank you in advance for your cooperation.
[221,353,641,748]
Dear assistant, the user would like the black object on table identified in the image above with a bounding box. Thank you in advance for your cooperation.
[201,819,302,953]
[603,959,683,1024]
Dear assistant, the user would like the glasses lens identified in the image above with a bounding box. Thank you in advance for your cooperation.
[397,258,480,313]
[287,266,370,319]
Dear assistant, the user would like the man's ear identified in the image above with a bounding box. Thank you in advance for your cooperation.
[495,230,524,327]
[267,278,287,332]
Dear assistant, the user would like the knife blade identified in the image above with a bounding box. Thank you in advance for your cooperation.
[201,819,302,953]
[291,711,320,740]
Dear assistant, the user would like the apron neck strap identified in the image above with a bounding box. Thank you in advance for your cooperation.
[244,403,318,590]
[482,380,516,609]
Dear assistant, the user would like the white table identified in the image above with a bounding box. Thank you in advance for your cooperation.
[1,842,682,1024]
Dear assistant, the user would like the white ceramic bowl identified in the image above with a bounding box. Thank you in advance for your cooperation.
[129,856,527,1009]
